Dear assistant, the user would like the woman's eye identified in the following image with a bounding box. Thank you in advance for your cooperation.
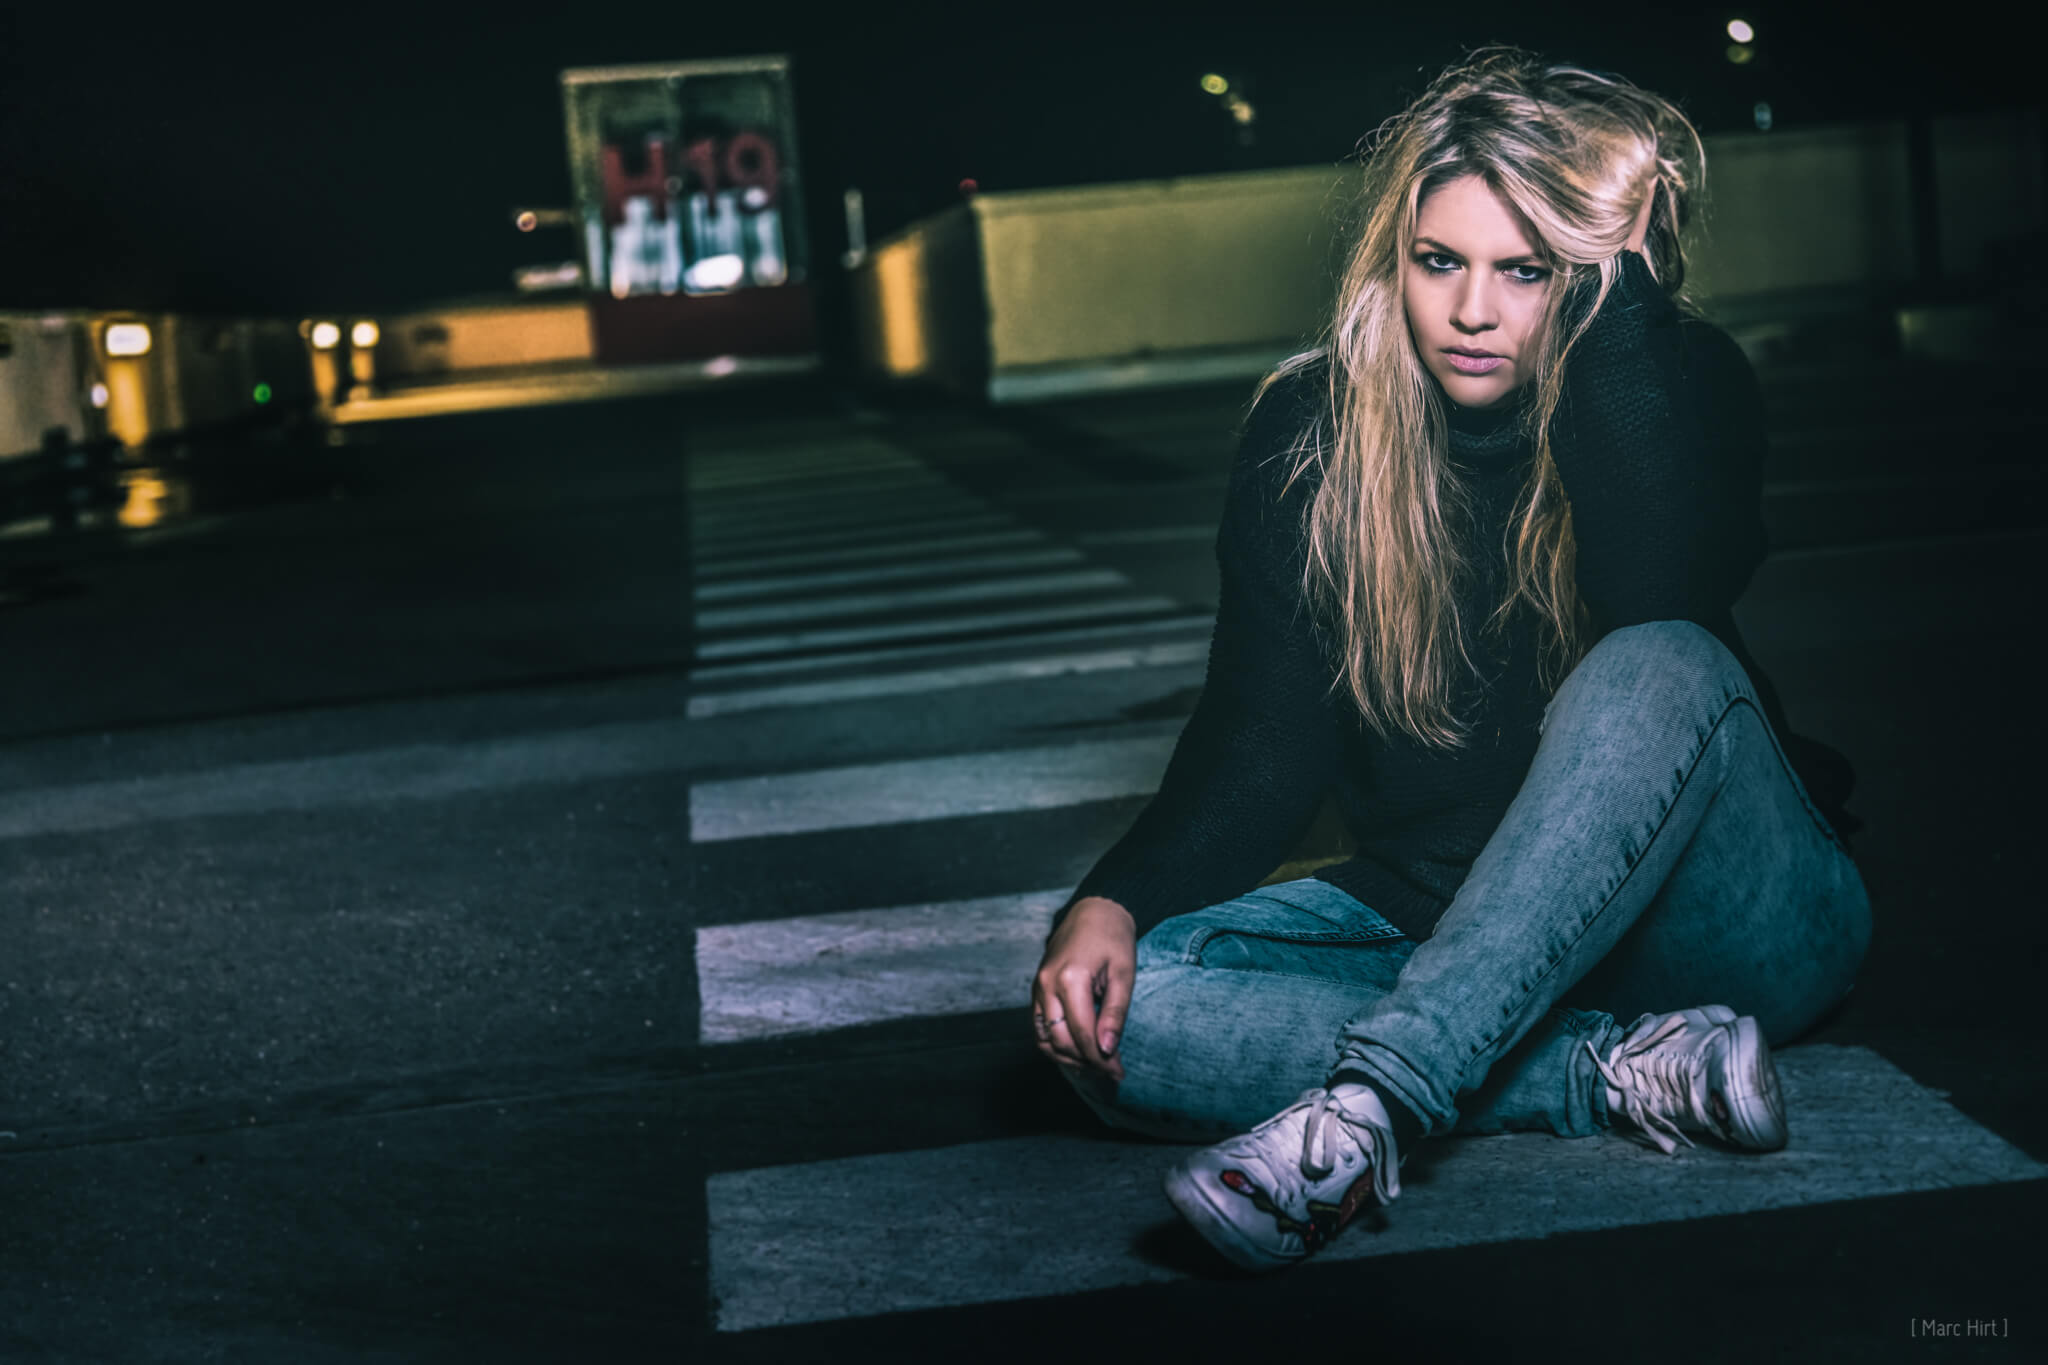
[1420,253,1457,273]
[1508,265,1550,284]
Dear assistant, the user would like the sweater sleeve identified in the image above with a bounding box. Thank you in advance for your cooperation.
[1046,370,1346,944]
[1551,250,1768,634]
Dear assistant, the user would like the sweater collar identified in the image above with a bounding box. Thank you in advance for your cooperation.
[1442,386,1531,468]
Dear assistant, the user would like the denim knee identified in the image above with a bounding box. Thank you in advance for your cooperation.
[1543,619,1752,736]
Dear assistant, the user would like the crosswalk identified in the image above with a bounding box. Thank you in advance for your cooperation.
[683,426,2048,1335]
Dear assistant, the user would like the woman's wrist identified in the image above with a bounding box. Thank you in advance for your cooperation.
[1069,896,1136,934]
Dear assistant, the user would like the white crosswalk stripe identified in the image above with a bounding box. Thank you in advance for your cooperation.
[687,734,1176,843]
[685,639,1208,718]
[687,432,1196,675]
[696,890,1068,1044]
[706,1046,2048,1330]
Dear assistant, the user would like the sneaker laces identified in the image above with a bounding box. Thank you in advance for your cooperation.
[1228,1087,1403,1213]
[1302,1088,1400,1203]
[1583,1014,1705,1156]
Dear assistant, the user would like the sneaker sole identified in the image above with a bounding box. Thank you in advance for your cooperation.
[1720,1015,1789,1151]
[1160,1161,1300,1273]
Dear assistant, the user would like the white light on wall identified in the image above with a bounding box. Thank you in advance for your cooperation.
[105,323,152,356]
[683,254,746,291]
[1727,18,1755,42]
[351,320,380,348]
[310,321,342,350]
[90,382,109,408]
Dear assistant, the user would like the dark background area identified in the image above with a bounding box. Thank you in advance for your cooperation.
[1,2,2041,317]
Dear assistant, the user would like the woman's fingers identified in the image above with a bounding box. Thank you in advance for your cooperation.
[1055,965,1107,1072]
[1094,965,1133,1081]
[1032,984,1080,1066]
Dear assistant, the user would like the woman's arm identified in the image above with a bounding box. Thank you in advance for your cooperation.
[1550,251,1768,634]
[1045,369,1346,946]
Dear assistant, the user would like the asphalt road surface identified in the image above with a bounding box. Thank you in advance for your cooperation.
[0,362,2042,1362]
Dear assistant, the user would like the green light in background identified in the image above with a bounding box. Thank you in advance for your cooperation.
[1201,73,1228,95]
[253,383,273,404]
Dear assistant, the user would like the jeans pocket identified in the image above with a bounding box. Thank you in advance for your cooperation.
[1138,878,1407,969]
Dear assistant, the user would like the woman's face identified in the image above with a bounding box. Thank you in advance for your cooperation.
[1403,174,1553,410]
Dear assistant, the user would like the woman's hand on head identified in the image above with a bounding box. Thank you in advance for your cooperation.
[1032,897,1136,1082]
[1624,181,1658,278]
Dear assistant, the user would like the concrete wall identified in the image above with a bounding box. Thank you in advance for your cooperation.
[375,300,595,380]
[1933,109,2047,279]
[0,314,98,457]
[851,204,987,395]
[851,111,2045,399]
[971,167,1354,371]
[1685,121,1920,307]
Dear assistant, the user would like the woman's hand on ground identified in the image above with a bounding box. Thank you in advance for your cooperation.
[1032,897,1136,1082]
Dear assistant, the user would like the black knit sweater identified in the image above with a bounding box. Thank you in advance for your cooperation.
[1054,251,1860,945]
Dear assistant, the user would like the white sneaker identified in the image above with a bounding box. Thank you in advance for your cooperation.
[1585,1005,1788,1155]
[1162,1082,1405,1271]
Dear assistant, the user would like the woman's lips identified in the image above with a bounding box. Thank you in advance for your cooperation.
[1445,352,1506,374]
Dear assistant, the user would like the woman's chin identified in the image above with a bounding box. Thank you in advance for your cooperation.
[1435,370,1520,409]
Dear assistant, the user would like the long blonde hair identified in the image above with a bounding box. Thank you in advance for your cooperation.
[1256,47,1708,749]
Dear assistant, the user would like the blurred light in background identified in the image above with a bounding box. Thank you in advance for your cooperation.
[1754,101,1774,131]
[89,382,109,409]
[682,254,745,292]
[516,210,539,232]
[1727,18,1756,43]
[958,177,979,196]
[1228,95,1256,125]
[1727,42,1756,64]
[514,261,585,292]
[253,383,273,404]
[351,320,380,348]
[704,355,739,376]
[1201,73,1228,95]
[105,323,151,356]
[310,321,342,350]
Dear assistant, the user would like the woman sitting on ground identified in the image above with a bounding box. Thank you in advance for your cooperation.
[1028,47,1871,1271]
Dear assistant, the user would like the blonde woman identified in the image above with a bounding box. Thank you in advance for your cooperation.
[1029,48,1871,1271]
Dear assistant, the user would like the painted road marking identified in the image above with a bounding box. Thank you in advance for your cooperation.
[687,733,1176,842]
[0,720,696,842]
[695,528,1051,581]
[685,612,1214,683]
[686,639,1208,717]
[696,569,1133,632]
[694,547,1091,603]
[692,596,1186,662]
[692,511,1018,560]
[707,1045,2048,1330]
[695,890,1068,1043]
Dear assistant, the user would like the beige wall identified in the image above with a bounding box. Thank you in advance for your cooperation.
[852,113,2043,396]
[0,314,96,456]
[971,166,1358,370]
[1933,109,2047,278]
[1684,121,1919,305]
[852,204,986,393]
[376,300,594,379]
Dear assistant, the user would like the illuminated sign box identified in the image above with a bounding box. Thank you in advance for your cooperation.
[561,56,816,367]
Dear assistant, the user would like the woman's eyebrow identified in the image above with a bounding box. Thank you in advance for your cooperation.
[1413,237,1545,266]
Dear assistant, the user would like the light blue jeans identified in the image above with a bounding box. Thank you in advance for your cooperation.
[1064,620,1873,1143]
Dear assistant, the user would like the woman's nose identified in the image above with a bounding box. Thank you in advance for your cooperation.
[1451,279,1500,332]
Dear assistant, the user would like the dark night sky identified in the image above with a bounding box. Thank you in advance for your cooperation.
[0,2,2038,317]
